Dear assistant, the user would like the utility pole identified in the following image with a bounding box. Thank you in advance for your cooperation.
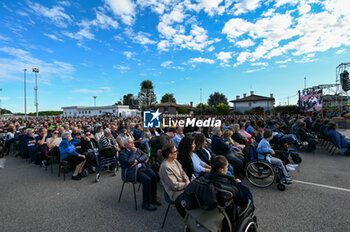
[32,68,39,117]
[93,96,97,106]
[304,77,306,89]
[24,69,27,117]
[200,88,202,115]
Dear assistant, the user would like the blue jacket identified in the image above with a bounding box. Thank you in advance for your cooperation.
[119,148,148,182]
[246,125,254,135]
[257,138,272,161]
[211,135,231,156]
[133,129,144,141]
[328,129,349,149]
[59,138,80,160]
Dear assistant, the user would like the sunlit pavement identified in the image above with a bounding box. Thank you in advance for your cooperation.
[1,145,349,232]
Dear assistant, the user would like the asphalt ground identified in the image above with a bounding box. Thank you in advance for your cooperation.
[1,145,350,232]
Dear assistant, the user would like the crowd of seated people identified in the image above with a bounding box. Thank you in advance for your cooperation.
[1,113,347,217]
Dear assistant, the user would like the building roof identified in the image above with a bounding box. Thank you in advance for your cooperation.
[230,94,275,103]
[62,105,130,110]
[155,102,197,110]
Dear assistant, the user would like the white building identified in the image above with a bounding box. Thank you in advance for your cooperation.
[230,91,275,113]
[61,105,140,117]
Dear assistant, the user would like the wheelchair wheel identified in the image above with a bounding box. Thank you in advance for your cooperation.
[95,173,100,182]
[277,183,286,191]
[245,161,275,188]
[237,217,258,232]
[81,168,89,177]
[292,155,302,164]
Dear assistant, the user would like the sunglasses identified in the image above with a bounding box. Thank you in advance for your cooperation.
[86,134,91,136]
[53,132,59,134]
[171,150,178,154]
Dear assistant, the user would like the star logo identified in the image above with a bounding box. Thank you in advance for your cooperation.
[143,109,162,128]
[150,109,161,122]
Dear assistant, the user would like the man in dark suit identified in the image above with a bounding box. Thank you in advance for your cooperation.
[119,137,160,211]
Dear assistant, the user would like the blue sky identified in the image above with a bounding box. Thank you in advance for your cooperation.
[0,0,349,113]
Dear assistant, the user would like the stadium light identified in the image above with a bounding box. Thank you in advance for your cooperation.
[32,68,39,117]
[24,69,27,117]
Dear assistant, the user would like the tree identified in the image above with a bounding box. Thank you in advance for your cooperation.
[0,108,12,114]
[138,80,157,110]
[196,103,214,115]
[123,93,134,105]
[208,92,228,107]
[161,93,176,103]
[274,105,300,114]
[252,106,264,115]
[216,103,230,115]
[178,107,188,114]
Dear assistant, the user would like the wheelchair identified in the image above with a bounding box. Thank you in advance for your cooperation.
[91,148,118,182]
[244,148,289,191]
[184,182,257,232]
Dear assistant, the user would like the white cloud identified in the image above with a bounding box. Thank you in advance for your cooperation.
[81,9,119,30]
[113,65,130,70]
[246,67,265,73]
[0,47,75,82]
[275,58,291,64]
[73,86,111,95]
[63,28,95,40]
[161,61,173,67]
[133,31,157,45]
[123,51,136,59]
[157,40,171,51]
[158,24,219,51]
[251,62,268,66]
[336,49,345,54]
[105,0,136,25]
[188,57,215,64]
[216,51,233,63]
[232,0,263,16]
[0,35,11,41]
[294,57,318,63]
[199,0,226,16]
[44,33,64,42]
[223,0,350,66]
[207,46,215,52]
[280,65,287,68]
[234,51,251,67]
[28,1,71,27]
[236,38,255,48]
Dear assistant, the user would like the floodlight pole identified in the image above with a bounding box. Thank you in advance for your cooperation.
[24,69,27,117]
[32,68,39,117]
[304,77,306,89]
[0,88,2,117]
[93,96,97,106]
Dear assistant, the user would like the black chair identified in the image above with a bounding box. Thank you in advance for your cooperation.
[118,170,139,210]
[161,189,175,229]
[46,155,55,174]
[58,160,68,181]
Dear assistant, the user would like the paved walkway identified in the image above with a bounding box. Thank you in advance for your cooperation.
[1,145,350,232]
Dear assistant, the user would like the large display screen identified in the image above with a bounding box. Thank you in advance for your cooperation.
[300,88,323,112]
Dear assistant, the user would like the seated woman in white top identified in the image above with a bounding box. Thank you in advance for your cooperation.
[159,142,190,218]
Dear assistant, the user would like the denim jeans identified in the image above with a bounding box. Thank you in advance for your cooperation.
[140,138,150,154]
[269,156,288,177]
